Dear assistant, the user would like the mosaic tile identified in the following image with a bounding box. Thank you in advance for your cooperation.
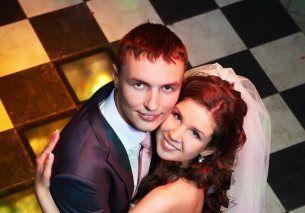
[0,63,76,127]
[169,9,246,66]
[268,141,305,211]
[263,94,305,153]
[265,184,286,212]
[221,0,300,48]
[288,0,305,15]
[215,0,242,7]
[30,4,108,61]
[279,0,290,8]
[110,40,120,56]
[0,0,304,211]
[289,12,305,36]
[290,205,305,213]
[150,0,218,24]
[24,117,71,156]
[0,0,26,26]
[0,100,13,132]
[210,50,277,98]
[19,0,82,18]
[251,32,305,92]
[281,84,305,129]
[0,129,34,193]
[0,188,41,213]
[87,0,162,42]
[0,20,50,77]
[60,51,113,102]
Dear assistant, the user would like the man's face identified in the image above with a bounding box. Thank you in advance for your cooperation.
[113,54,185,132]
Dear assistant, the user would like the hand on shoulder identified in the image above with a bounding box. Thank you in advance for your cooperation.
[35,130,60,213]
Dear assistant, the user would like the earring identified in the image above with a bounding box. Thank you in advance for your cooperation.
[198,155,205,163]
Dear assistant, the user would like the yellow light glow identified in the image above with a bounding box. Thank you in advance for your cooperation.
[25,117,70,156]
[61,52,113,101]
[0,99,13,132]
[0,189,41,213]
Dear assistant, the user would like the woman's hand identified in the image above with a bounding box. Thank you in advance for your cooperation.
[35,130,60,213]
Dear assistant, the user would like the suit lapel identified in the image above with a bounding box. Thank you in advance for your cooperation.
[88,94,134,200]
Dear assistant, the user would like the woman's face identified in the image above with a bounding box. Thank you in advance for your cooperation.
[156,98,216,163]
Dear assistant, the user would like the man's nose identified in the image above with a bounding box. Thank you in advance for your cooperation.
[144,89,159,111]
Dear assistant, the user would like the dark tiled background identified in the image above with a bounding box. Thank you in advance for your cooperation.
[0,0,304,212]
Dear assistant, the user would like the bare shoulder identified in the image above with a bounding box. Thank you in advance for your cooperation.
[167,179,204,208]
[130,179,204,213]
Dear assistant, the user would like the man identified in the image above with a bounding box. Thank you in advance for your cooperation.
[50,23,187,212]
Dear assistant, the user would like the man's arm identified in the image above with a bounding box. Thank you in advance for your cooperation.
[50,174,111,213]
[35,131,112,213]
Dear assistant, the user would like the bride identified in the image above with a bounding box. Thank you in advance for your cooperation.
[35,64,270,212]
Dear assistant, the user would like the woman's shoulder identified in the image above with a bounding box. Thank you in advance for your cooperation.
[130,178,203,212]
[164,178,204,206]
[163,178,199,193]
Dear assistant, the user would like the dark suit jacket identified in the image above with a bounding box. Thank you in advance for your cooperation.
[50,82,134,213]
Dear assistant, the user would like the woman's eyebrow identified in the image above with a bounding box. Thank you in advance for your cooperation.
[173,106,181,115]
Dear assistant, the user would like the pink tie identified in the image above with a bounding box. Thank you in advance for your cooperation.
[138,133,152,185]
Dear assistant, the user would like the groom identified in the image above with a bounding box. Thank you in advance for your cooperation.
[50,23,187,212]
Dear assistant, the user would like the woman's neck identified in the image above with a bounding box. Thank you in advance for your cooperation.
[153,160,174,176]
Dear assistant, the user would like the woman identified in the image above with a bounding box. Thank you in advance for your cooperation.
[35,64,270,212]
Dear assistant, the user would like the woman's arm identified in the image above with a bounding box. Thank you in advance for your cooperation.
[35,131,60,213]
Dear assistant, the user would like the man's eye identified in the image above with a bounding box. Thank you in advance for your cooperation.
[134,83,144,89]
[163,85,174,92]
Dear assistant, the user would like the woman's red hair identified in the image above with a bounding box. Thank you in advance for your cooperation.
[136,75,248,212]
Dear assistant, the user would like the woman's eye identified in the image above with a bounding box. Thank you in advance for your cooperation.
[173,112,181,121]
[191,130,200,139]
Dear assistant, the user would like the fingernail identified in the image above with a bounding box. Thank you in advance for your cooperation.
[48,153,54,160]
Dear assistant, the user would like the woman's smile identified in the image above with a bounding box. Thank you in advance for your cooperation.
[160,134,181,151]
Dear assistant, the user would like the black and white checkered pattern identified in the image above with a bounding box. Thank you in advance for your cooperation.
[0,0,305,212]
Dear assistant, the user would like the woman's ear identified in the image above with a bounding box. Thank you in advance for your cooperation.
[112,64,119,88]
[200,147,215,157]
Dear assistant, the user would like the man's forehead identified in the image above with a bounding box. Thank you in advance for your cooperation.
[122,52,185,69]
[128,76,182,86]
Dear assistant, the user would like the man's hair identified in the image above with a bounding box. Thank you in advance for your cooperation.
[116,22,188,72]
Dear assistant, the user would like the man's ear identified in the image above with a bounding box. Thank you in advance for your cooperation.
[200,147,215,157]
[112,64,119,88]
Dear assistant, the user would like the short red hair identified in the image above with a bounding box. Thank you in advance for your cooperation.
[116,23,188,72]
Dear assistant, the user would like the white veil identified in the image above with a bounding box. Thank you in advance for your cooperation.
[184,63,271,213]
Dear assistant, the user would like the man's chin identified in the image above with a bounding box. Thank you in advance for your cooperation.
[134,121,161,132]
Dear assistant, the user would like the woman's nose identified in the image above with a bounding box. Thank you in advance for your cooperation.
[169,125,184,143]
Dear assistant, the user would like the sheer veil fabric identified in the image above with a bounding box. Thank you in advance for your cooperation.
[185,64,271,213]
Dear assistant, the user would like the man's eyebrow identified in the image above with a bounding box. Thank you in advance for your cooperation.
[127,77,146,83]
[128,78,181,87]
[162,82,181,87]
[170,82,181,86]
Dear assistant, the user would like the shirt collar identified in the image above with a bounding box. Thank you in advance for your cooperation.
[100,89,147,149]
